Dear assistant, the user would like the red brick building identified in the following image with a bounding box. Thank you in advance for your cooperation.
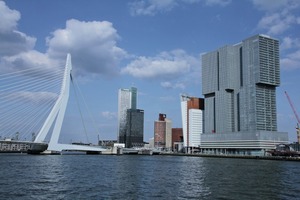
[172,128,183,151]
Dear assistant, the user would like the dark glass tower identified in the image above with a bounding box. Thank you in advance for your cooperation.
[125,109,144,148]
[118,87,144,147]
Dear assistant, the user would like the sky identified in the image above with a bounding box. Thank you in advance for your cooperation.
[1,0,300,144]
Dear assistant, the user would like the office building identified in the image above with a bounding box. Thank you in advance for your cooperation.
[201,34,288,155]
[154,114,172,149]
[172,128,183,152]
[180,95,204,152]
[125,109,144,147]
[118,87,144,147]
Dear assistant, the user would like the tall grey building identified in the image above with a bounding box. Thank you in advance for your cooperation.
[118,87,144,147]
[118,87,137,143]
[201,34,288,155]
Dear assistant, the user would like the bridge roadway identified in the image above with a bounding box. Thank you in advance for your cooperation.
[47,143,107,153]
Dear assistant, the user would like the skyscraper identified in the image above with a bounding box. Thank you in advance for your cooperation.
[201,34,288,155]
[117,87,137,144]
[154,114,172,149]
[180,95,204,152]
[125,109,144,147]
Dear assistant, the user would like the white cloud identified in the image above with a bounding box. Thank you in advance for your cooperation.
[101,111,117,119]
[129,0,233,16]
[122,49,197,79]
[281,37,293,50]
[257,13,298,35]
[1,17,127,79]
[281,50,300,70]
[161,81,185,89]
[9,91,58,105]
[129,0,178,16]
[46,19,127,77]
[0,1,20,33]
[0,2,127,79]
[280,37,300,50]
[0,2,36,57]
[2,50,58,71]
[251,0,291,11]
[161,81,173,88]
[0,31,36,57]
[204,0,231,6]
[159,96,176,102]
[1,1,202,89]
[254,0,300,35]
[122,49,201,90]
[0,2,47,75]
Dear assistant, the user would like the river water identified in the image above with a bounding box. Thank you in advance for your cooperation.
[0,154,299,200]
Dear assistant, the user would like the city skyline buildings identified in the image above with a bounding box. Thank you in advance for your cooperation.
[200,34,288,155]
[1,1,299,144]
[154,113,172,149]
[117,87,138,145]
[172,128,183,152]
[202,34,279,133]
[125,108,144,147]
[180,95,204,150]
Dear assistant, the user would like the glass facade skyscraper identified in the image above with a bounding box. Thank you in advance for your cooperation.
[118,87,144,147]
[201,34,288,155]
[125,109,144,148]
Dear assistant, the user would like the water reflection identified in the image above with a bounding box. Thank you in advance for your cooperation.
[175,157,211,199]
[201,158,286,199]
[0,154,299,199]
[111,156,212,199]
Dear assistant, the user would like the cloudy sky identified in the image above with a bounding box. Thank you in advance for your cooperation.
[1,0,300,144]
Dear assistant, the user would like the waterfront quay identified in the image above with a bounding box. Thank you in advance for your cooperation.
[0,140,33,153]
[159,152,300,162]
[0,140,47,153]
[110,147,300,162]
[1,139,299,162]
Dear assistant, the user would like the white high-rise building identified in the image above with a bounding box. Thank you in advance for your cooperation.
[189,109,203,147]
[180,95,204,150]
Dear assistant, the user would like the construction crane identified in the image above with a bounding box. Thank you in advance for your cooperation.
[284,91,300,143]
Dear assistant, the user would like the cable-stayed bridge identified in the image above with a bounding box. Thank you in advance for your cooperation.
[0,54,106,153]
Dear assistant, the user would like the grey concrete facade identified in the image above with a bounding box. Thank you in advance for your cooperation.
[201,34,288,154]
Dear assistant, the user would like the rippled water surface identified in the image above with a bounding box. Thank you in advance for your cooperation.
[0,154,299,199]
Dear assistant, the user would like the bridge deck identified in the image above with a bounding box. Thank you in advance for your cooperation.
[48,143,107,152]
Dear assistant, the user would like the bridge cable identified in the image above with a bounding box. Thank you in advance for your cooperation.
[70,74,90,143]
[0,66,64,141]
[72,76,101,139]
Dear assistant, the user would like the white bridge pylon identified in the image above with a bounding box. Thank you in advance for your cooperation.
[34,54,105,152]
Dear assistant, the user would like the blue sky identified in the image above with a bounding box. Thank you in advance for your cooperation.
[1,0,300,144]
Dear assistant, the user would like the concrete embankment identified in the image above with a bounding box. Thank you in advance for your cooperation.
[159,152,300,162]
